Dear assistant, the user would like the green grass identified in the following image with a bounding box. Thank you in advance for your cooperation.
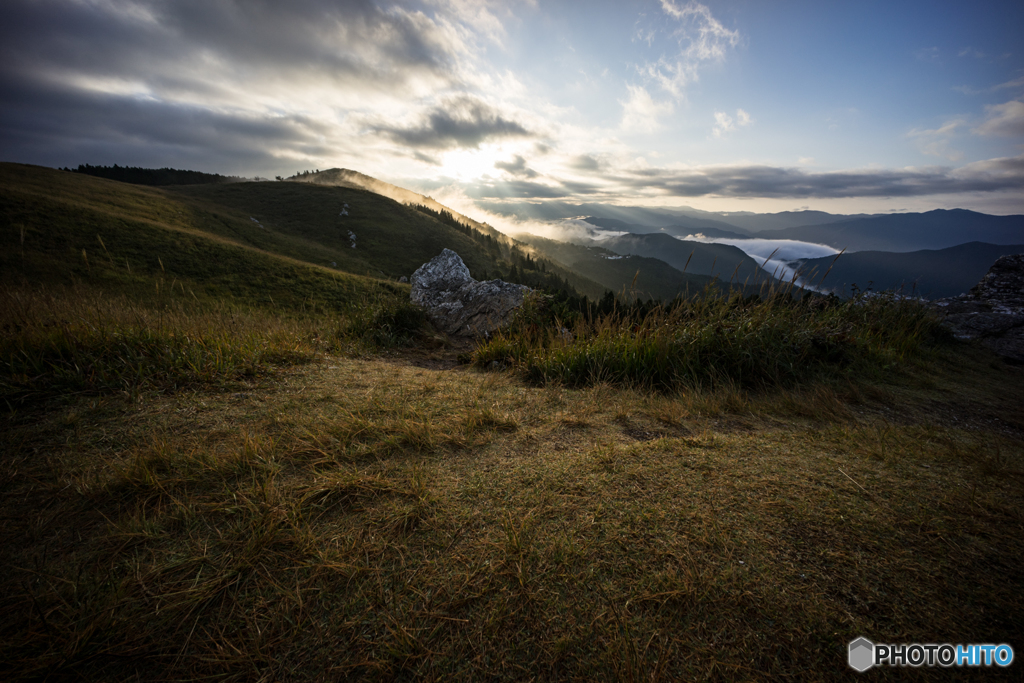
[0,162,405,308]
[474,289,942,391]
[169,180,508,281]
[0,281,428,408]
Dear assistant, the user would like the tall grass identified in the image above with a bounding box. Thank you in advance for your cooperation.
[474,288,943,390]
[0,282,425,406]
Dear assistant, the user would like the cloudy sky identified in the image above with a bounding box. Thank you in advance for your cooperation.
[2,0,1023,217]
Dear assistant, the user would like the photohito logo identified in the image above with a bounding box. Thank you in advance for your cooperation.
[848,637,1014,671]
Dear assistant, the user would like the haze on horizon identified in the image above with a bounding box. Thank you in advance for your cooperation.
[2,0,1023,221]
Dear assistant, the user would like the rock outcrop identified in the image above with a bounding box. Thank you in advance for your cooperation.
[410,249,530,337]
[931,253,1024,363]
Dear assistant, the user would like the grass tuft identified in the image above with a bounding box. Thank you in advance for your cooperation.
[475,288,942,391]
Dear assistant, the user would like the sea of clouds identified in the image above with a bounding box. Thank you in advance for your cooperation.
[681,234,841,290]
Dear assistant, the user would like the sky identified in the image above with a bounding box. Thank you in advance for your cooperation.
[2,0,1023,220]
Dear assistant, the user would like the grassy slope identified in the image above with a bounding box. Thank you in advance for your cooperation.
[1,164,1023,681]
[0,162,398,310]
[171,180,509,281]
[288,168,611,300]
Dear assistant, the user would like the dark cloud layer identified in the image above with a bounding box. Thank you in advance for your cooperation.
[0,72,328,172]
[494,155,537,177]
[569,154,602,171]
[0,0,466,172]
[610,160,1024,200]
[370,97,531,150]
[0,0,461,96]
[465,157,1024,203]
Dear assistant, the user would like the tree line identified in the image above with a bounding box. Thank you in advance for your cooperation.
[66,164,234,186]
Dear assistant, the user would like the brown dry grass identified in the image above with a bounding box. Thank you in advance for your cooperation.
[2,341,1022,681]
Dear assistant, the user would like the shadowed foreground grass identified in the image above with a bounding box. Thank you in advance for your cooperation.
[1,285,1023,681]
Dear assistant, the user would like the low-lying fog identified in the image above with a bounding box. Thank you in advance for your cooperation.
[499,215,844,292]
[680,234,841,287]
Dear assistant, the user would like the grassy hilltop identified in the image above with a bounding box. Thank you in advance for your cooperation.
[1,164,1023,681]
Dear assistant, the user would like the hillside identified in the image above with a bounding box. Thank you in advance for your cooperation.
[0,163,402,311]
[289,168,508,243]
[514,234,721,300]
[1,163,602,308]
[600,233,771,285]
[170,180,506,282]
[800,241,1024,299]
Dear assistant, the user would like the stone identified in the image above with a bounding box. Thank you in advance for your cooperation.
[410,249,530,337]
[930,253,1024,363]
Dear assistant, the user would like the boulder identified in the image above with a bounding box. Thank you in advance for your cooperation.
[411,249,530,337]
[931,253,1024,363]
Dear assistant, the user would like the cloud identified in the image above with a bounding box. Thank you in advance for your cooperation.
[413,151,442,165]
[619,84,673,132]
[682,235,840,285]
[953,76,1024,96]
[620,1,739,134]
[368,96,533,149]
[640,1,740,99]
[907,119,965,160]
[569,154,602,172]
[494,154,537,177]
[451,156,1022,205]
[474,156,1024,203]
[621,157,1024,198]
[469,178,570,199]
[0,71,332,172]
[712,108,753,137]
[995,76,1024,92]
[973,99,1024,137]
[0,0,498,173]
[0,0,470,104]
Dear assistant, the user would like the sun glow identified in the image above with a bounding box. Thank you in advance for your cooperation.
[437,147,503,181]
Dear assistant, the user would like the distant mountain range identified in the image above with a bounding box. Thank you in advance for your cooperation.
[755,209,1024,252]
[494,202,1024,255]
[797,242,1024,299]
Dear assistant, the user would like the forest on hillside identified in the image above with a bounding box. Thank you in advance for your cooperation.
[68,164,236,186]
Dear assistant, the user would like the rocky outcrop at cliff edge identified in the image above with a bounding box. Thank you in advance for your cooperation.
[410,249,531,337]
[930,253,1024,363]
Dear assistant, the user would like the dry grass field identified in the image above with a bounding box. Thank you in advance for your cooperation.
[2,165,1022,680]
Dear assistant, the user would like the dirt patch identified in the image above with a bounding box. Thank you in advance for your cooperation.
[385,336,477,371]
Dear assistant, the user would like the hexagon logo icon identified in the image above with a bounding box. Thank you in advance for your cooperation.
[849,637,874,672]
